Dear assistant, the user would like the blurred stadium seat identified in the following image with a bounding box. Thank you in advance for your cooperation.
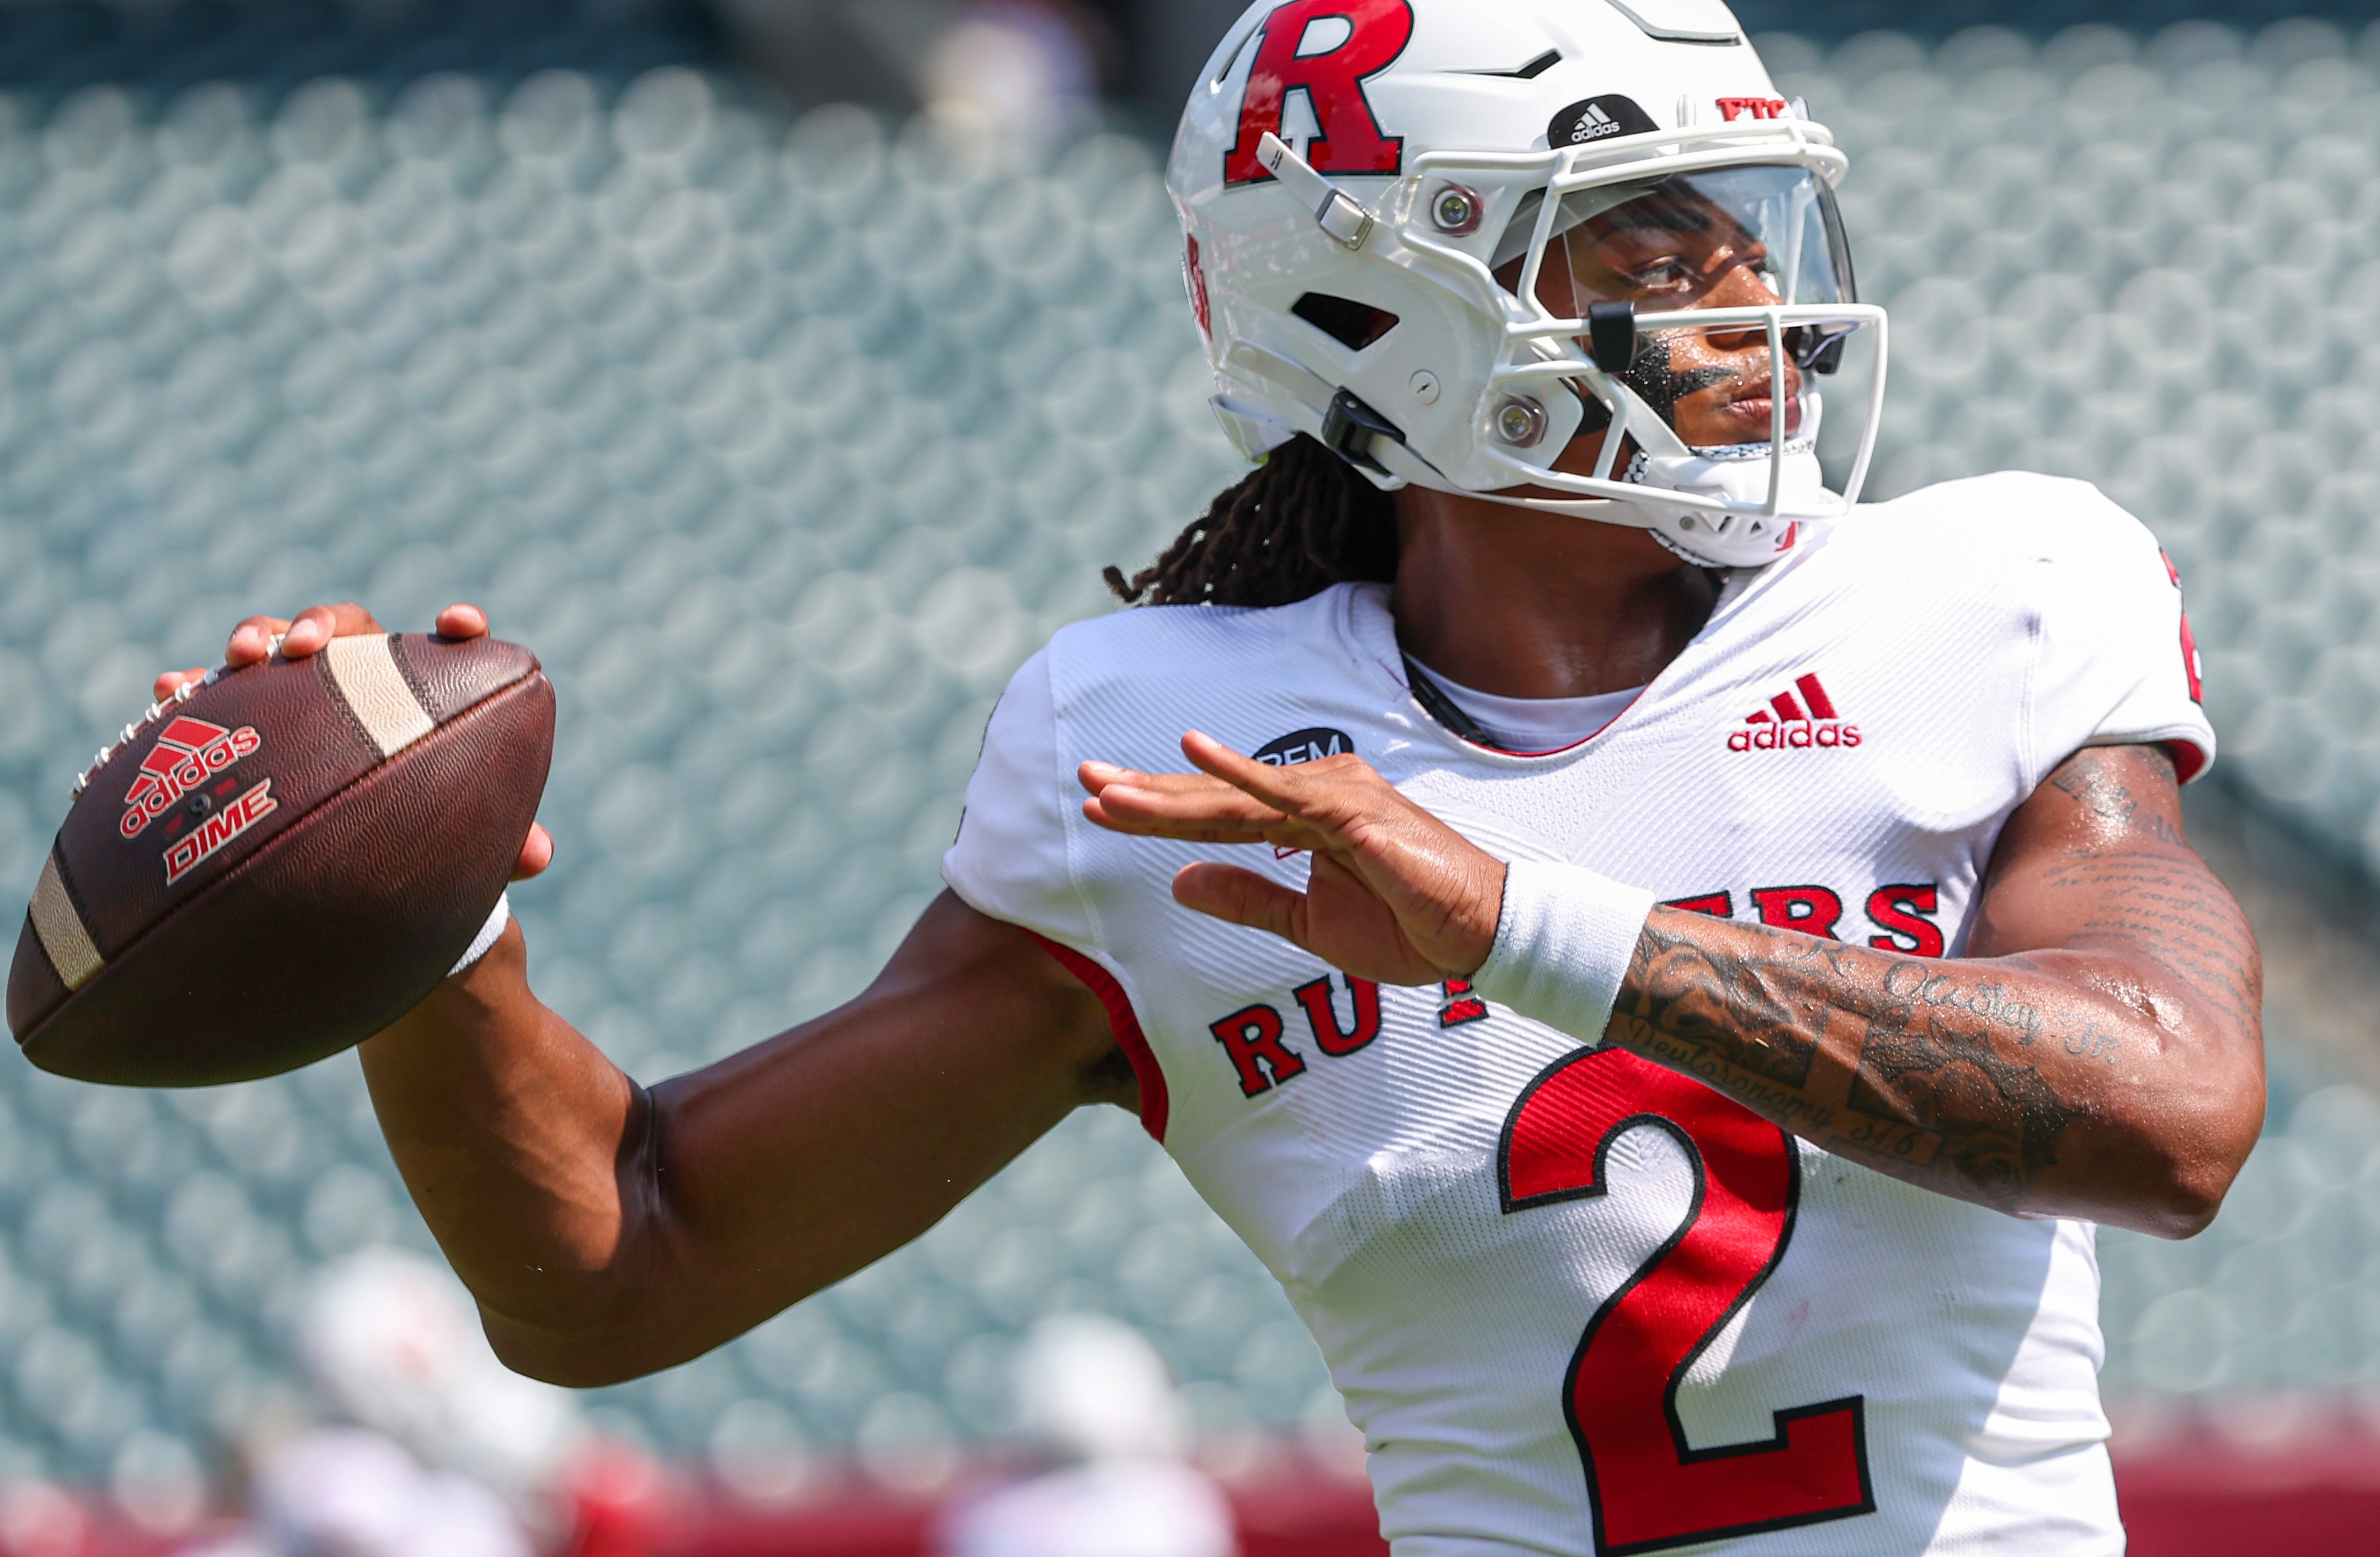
[0,1,2377,1511]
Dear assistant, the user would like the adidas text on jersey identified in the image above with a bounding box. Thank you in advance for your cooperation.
[1726,673,1859,752]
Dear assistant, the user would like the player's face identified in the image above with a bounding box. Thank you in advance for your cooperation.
[1564,208,1806,445]
[1499,167,1854,453]
[1546,185,1804,446]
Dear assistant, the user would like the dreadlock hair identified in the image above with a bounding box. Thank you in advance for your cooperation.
[1103,434,1398,608]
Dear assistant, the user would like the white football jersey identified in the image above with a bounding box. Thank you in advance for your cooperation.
[944,472,2214,1557]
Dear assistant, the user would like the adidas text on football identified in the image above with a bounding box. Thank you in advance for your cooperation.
[120,717,262,839]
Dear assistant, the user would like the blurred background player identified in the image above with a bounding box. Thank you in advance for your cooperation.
[170,1250,669,1557]
[934,1315,1234,1557]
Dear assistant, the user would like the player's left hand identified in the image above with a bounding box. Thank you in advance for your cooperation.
[150,602,555,882]
[1080,732,1505,986]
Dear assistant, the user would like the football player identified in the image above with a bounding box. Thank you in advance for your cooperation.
[163,1,2262,1552]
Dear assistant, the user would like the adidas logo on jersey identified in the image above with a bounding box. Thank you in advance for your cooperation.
[1728,673,1861,752]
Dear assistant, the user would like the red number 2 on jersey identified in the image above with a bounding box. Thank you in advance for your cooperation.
[1498,1047,1875,1554]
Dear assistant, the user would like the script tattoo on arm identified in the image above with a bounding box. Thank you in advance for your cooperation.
[1601,743,2263,1230]
[1609,926,2082,1210]
[2029,747,2260,1036]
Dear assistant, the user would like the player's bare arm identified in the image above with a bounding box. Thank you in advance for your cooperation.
[368,889,1125,1384]
[1081,732,2263,1239]
[157,607,1130,1386]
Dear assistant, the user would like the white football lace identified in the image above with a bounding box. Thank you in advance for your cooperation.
[69,671,217,803]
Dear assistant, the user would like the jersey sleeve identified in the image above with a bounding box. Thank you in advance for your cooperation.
[2026,479,2215,785]
[941,646,1101,950]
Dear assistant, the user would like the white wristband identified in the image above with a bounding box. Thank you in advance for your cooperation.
[449,891,512,977]
[1469,860,1657,1043]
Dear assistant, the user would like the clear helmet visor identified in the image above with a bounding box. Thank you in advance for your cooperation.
[1494,164,1860,441]
[1496,164,1855,313]
[1461,163,1881,563]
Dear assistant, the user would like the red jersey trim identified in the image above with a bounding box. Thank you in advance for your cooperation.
[1026,931,1169,1143]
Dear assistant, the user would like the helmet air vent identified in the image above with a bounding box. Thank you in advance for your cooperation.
[1461,48,1561,80]
[1292,293,1401,351]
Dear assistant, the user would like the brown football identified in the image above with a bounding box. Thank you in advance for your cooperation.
[6,633,554,1086]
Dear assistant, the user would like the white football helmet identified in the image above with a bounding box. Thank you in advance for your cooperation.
[1167,0,1887,567]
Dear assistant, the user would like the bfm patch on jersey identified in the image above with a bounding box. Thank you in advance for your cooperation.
[1255,727,1356,857]
[1254,726,1354,765]
[1223,0,1412,186]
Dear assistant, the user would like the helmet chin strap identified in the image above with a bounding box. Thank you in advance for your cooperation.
[1366,380,1844,566]
[1627,389,1832,517]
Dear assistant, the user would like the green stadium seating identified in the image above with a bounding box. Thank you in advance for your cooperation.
[0,11,2372,1489]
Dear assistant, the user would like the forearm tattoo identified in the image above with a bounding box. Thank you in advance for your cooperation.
[1608,930,2081,1208]
[1604,745,2259,1215]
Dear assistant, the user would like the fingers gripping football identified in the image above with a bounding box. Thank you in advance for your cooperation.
[154,602,382,700]
[1081,732,1506,986]
[152,602,549,882]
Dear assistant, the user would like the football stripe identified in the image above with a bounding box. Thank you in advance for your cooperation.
[30,853,103,992]
[324,635,437,758]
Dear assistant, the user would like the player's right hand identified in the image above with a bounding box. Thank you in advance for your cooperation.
[151,601,554,881]
[1080,731,1507,986]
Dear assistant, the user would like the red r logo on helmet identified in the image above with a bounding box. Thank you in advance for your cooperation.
[1223,0,1413,186]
